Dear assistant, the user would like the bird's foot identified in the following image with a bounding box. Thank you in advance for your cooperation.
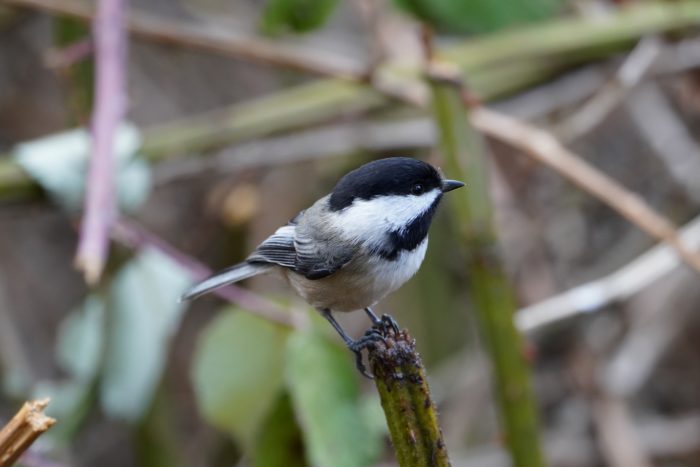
[378,313,400,335]
[364,307,400,335]
[348,328,386,379]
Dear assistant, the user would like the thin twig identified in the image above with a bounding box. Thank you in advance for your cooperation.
[74,0,127,284]
[110,219,296,328]
[0,399,56,467]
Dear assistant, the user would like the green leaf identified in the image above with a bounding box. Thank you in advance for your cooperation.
[192,309,290,447]
[99,249,191,422]
[252,392,307,467]
[393,0,563,33]
[12,123,151,212]
[285,330,381,467]
[260,0,339,35]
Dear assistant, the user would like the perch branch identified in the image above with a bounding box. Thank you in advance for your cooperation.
[0,399,56,467]
[368,328,450,467]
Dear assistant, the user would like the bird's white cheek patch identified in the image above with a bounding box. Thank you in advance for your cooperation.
[335,191,440,245]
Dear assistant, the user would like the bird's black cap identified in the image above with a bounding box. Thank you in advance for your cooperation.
[329,157,443,211]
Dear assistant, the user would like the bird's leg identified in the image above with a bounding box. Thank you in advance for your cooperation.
[320,308,384,378]
[364,307,382,326]
[365,307,400,335]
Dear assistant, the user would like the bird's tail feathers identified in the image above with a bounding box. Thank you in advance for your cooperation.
[180,262,271,302]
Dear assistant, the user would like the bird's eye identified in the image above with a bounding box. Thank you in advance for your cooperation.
[411,183,424,195]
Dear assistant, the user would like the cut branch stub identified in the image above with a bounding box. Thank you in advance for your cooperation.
[0,399,56,467]
[368,329,450,467]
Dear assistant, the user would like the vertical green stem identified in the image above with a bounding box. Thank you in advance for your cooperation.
[428,74,545,467]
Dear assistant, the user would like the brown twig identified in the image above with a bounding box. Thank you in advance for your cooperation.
[0,399,56,467]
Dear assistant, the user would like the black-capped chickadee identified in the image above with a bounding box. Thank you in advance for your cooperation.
[181,157,464,375]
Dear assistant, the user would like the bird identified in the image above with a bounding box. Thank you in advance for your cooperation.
[181,157,464,376]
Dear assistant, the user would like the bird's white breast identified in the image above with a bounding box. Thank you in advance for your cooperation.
[366,238,428,295]
[286,238,428,312]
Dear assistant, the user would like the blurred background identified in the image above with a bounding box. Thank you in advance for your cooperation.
[2,0,700,466]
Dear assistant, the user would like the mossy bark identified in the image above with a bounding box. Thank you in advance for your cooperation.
[369,329,450,467]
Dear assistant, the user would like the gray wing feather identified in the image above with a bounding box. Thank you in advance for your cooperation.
[247,225,297,268]
[294,232,354,279]
[247,214,355,280]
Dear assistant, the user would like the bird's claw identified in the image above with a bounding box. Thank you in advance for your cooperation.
[379,313,400,335]
[348,329,386,379]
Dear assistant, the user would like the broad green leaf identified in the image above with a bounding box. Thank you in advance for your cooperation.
[260,0,339,35]
[13,123,151,212]
[286,331,381,467]
[100,249,191,422]
[393,0,563,33]
[56,294,106,381]
[252,392,307,467]
[192,309,290,447]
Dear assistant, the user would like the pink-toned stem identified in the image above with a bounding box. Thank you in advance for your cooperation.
[74,0,127,284]
[111,219,295,328]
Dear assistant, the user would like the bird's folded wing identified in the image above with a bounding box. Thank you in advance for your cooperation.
[247,223,355,280]
[247,225,298,268]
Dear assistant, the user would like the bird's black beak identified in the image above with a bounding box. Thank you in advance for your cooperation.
[441,179,465,193]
